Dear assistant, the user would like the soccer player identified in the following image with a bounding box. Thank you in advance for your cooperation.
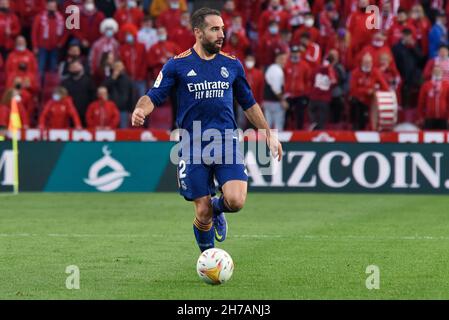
[131,7,283,252]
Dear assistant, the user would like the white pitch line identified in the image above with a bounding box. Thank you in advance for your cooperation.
[0,234,449,241]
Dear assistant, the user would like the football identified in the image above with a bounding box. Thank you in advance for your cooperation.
[196,248,234,285]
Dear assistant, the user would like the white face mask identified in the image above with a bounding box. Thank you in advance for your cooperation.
[304,19,314,27]
[159,34,167,41]
[433,75,443,81]
[127,1,137,8]
[52,93,61,101]
[170,2,180,9]
[245,60,255,69]
[85,3,95,12]
[372,40,384,47]
[16,45,26,52]
[361,65,371,73]
[268,25,279,35]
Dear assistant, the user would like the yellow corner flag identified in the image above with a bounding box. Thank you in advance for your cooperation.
[9,97,21,194]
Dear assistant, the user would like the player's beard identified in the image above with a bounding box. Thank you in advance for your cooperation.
[201,38,222,55]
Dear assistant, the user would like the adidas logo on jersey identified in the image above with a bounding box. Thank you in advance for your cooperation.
[187,69,197,77]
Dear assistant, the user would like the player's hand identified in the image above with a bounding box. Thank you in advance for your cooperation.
[132,108,146,127]
[267,134,283,161]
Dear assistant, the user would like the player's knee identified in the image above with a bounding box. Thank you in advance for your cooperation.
[195,203,213,224]
[225,196,245,212]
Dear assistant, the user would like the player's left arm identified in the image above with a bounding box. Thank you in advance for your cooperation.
[233,61,283,161]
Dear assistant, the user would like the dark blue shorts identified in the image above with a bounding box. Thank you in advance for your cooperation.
[177,162,248,201]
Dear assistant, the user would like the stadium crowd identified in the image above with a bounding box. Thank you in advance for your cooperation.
[0,0,449,131]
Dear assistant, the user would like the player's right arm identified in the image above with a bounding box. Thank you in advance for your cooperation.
[131,58,177,127]
[132,95,155,126]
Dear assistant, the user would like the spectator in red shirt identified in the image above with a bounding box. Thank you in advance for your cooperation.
[71,0,105,52]
[409,4,430,56]
[114,0,144,28]
[221,0,245,30]
[418,65,449,129]
[224,31,249,62]
[346,0,377,64]
[244,54,264,106]
[387,8,416,47]
[156,0,184,36]
[85,86,120,129]
[309,55,338,130]
[147,27,181,81]
[258,0,290,35]
[120,29,147,97]
[378,52,402,100]
[298,31,322,69]
[284,45,312,129]
[355,32,397,70]
[349,53,389,130]
[10,0,45,47]
[292,12,320,46]
[89,18,120,81]
[168,11,195,52]
[423,45,449,81]
[6,36,38,77]
[0,88,29,128]
[257,20,286,68]
[6,62,40,95]
[32,0,67,74]
[0,0,21,59]
[39,86,82,129]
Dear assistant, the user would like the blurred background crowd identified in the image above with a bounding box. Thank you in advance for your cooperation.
[0,0,448,131]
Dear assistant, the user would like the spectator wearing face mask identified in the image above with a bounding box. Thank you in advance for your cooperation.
[32,0,67,74]
[5,78,35,123]
[150,0,187,18]
[0,88,29,129]
[0,0,21,60]
[169,11,195,52]
[258,0,290,35]
[392,28,425,109]
[6,36,38,77]
[292,12,320,45]
[221,0,245,31]
[156,0,184,36]
[285,0,311,31]
[62,61,96,123]
[284,45,312,130]
[318,1,340,54]
[429,11,449,59]
[137,16,158,51]
[146,27,181,81]
[424,45,449,82]
[89,18,120,80]
[349,53,389,130]
[120,29,147,98]
[85,86,120,129]
[378,52,402,101]
[418,65,449,129]
[355,32,397,70]
[70,0,105,52]
[257,20,286,68]
[114,0,144,28]
[38,86,82,129]
[6,61,40,95]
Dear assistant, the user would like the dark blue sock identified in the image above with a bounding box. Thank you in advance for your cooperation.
[193,218,214,252]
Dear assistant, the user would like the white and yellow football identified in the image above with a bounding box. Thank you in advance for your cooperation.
[196,248,234,285]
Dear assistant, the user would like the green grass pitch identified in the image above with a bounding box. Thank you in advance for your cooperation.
[1,192,449,299]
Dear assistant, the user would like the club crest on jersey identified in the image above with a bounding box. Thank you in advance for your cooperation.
[154,71,163,88]
[221,67,229,78]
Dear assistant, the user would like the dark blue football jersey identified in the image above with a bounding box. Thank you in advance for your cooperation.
[146,48,256,136]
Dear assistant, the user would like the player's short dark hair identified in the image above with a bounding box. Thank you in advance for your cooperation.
[191,7,221,31]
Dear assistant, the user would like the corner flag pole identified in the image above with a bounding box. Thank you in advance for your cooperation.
[8,97,22,195]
